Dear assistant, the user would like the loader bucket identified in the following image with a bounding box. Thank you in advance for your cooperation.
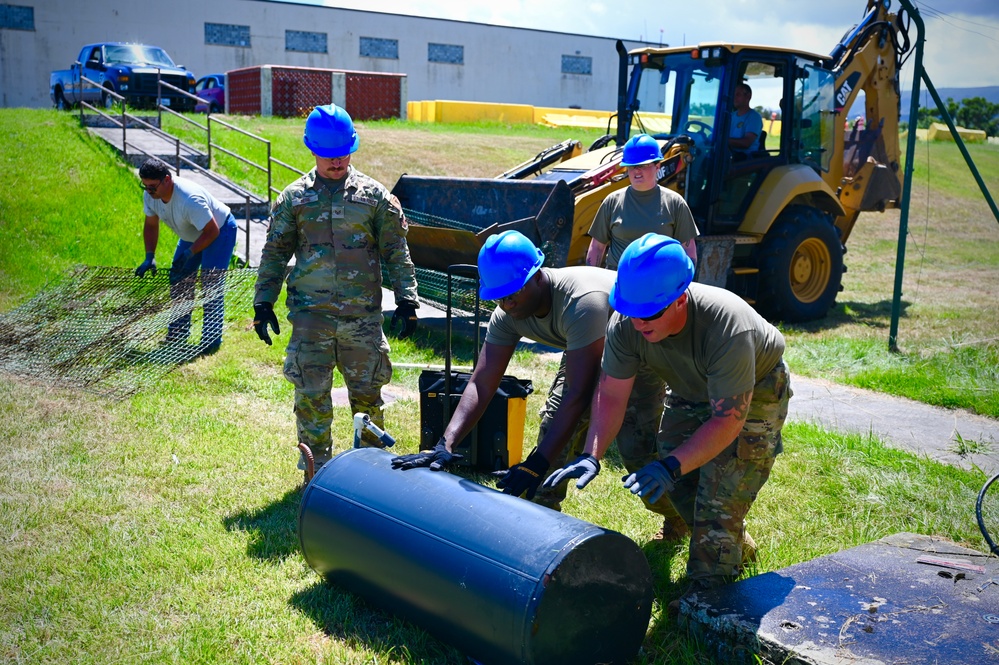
[392,176,576,271]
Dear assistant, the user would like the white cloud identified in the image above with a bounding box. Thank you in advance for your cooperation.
[309,0,999,87]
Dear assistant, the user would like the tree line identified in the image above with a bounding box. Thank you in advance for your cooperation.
[915,97,999,136]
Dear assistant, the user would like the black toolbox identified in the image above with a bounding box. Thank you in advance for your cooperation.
[418,264,533,472]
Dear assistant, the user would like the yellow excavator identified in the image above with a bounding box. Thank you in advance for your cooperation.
[393,0,912,322]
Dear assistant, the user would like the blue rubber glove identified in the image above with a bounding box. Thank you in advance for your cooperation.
[135,252,157,277]
[390,300,419,339]
[497,448,550,499]
[542,454,601,491]
[622,460,678,505]
[169,248,199,281]
[253,302,280,346]
[391,438,463,471]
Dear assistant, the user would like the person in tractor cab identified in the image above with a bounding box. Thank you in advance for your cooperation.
[728,83,764,158]
[585,133,698,269]
[544,233,792,613]
[390,231,690,540]
[252,103,420,481]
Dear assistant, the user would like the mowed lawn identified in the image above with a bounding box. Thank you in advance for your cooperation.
[1,108,998,664]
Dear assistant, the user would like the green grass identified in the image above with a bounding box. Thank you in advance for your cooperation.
[1,108,999,664]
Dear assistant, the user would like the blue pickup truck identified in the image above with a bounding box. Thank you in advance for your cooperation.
[50,43,197,111]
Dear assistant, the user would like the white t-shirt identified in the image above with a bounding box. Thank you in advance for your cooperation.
[143,177,231,243]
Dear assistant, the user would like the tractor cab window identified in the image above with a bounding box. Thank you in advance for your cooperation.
[795,62,836,172]
[712,58,790,224]
[630,53,723,149]
[629,52,724,213]
[728,60,785,159]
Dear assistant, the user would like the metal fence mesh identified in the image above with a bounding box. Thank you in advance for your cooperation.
[0,266,257,399]
[397,207,492,321]
[272,67,332,118]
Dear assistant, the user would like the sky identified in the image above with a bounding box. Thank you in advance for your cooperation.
[292,0,999,90]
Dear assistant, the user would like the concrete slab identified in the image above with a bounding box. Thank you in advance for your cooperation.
[681,533,999,664]
[88,124,207,169]
[234,217,270,267]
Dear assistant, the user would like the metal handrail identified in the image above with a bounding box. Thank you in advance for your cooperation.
[73,70,316,267]
[270,156,306,198]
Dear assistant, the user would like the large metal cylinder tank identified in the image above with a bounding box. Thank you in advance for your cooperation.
[299,448,653,665]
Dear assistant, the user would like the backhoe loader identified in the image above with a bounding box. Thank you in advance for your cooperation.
[393,0,911,322]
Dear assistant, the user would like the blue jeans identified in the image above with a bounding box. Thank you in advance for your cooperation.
[167,215,237,346]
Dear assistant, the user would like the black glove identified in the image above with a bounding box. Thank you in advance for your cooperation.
[497,448,550,499]
[135,252,157,277]
[622,457,681,505]
[391,437,462,471]
[390,300,419,339]
[542,454,601,491]
[253,302,280,345]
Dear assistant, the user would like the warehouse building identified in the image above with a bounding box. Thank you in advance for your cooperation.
[1,0,655,111]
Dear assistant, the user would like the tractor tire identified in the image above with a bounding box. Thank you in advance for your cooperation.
[756,205,844,323]
[54,88,71,110]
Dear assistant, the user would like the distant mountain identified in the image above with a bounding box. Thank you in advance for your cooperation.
[898,86,999,123]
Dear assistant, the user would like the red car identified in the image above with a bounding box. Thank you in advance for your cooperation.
[194,74,225,113]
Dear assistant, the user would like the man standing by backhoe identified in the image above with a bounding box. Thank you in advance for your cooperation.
[390,231,689,539]
[586,133,698,269]
[252,103,420,480]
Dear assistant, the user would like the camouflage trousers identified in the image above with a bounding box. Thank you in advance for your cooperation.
[283,315,393,458]
[532,356,681,524]
[657,360,792,588]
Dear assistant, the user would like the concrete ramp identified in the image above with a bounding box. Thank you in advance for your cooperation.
[681,533,999,664]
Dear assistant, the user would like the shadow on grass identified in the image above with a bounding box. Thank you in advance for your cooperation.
[633,536,700,663]
[222,487,302,561]
[289,580,465,664]
[783,298,911,334]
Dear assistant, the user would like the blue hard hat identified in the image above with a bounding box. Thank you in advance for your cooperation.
[304,104,359,158]
[609,233,694,318]
[477,230,545,300]
[620,134,663,167]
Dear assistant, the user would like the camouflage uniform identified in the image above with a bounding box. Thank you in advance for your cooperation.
[657,359,791,588]
[602,282,792,588]
[485,267,678,521]
[255,166,418,459]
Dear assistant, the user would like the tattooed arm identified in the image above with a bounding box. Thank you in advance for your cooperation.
[668,389,753,475]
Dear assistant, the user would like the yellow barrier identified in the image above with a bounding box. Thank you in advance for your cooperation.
[408,100,785,139]
[927,122,987,143]
[407,100,535,124]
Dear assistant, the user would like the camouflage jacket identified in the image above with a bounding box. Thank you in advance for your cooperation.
[254,166,419,321]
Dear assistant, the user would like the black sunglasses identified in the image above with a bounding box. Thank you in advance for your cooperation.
[141,179,163,193]
[638,304,669,322]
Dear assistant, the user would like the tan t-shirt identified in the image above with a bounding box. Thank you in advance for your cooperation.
[587,185,699,269]
[602,283,784,402]
[485,266,615,350]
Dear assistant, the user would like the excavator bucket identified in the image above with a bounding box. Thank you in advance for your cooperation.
[392,176,576,271]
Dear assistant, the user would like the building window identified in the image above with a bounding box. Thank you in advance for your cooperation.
[360,37,399,60]
[0,4,34,30]
[561,55,592,76]
[205,22,251,47]
[428,43,464,65]
[286,30,327,53]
